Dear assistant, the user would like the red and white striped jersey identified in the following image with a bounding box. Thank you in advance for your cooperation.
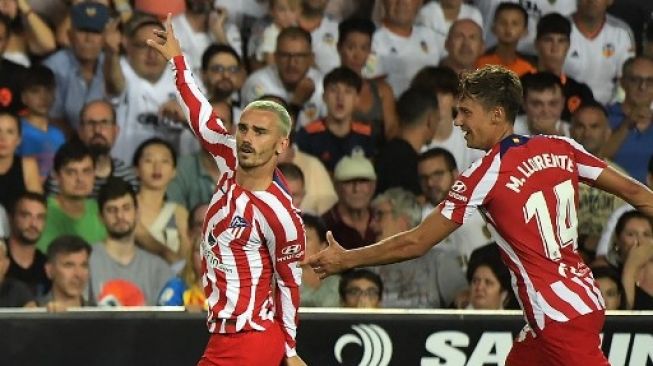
[441,134,607,332]
[171,55,305,357]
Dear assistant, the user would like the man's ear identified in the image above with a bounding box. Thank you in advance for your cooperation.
[276,136,290,155]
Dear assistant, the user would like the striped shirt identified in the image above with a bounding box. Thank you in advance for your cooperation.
[45,158,139,197]
[440,134,607,332]
[172,55,305,357]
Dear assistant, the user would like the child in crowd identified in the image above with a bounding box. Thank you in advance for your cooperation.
[256,0,301,66]
[17,65,65,181]
[475,2,535,77]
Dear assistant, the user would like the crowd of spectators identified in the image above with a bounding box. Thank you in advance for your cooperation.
[0,0,652,311]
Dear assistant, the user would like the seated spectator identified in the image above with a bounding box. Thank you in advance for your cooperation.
[133,138,191,261]
[45,100,139,197]
[339,268,382,308]
[0,112,42,209]
[463,243,513,310]
[16,65,66,180]
[157,202,209,310]
[417,0,483,53]
[534,13,594,121]
[300,214,340,307]
[36,141,107,252]
[242,26,326,128]
[322,150,376,250]
[38,235,94,311]
[604,56,653,184]
[514,72,570,136]
[564,0,634,105]
[0,14,28,114]
[439,19,485,76]
[0,0,56,66]
[91,178,174,306]
[5,192,49,297]
[415,67,484,171]
[591,266,625,310]
[295,67,374,172]
[171,0,242,78]
[375,87,438,196]
[371,188,466,308]
[106,13,190,163]
[338,17,399,147]
[297,0,341,75]
[278,162,305,209]
[256,0,301,66]
[475,3,536,77]
[0,238,36,307]
[43,2,110,134]
[200,44,246,108]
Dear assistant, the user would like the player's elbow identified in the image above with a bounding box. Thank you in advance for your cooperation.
[403,231,430,259]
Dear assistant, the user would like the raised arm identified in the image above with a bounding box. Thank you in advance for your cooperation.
[594,166,653,218]
[147,14,236,172]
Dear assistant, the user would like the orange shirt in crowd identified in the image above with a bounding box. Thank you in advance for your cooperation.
[475,53,537,77]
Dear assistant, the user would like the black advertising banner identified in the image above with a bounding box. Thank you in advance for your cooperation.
[0,310,651,366]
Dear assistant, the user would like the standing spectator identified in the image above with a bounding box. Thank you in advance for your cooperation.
[417,0,483,53]
[38,235,94,311]
[43,2,110,134]
[370,0,442,96]
[571,101,625,261]
[104,13,186,163]
[300,214,340,307]
[16,65,66,181]
[0,112,42,209]
[375,87,438,195]
[416,66,484,171]
[475,3,536,77]
[534,13,595,121]
[439,19,485,76]
[297,0,340,75]
[0,238,36,307]
[133,138,191,260]
[36,141,107,252]
[564,0,635,105]
[256,0,301,66]
[171,0,242,77]
[0,14,27,114]
[0,0,55,66]
[200,44,246,107]
[90,178,173,306]
[371,187,467,308]
[5,192,49,297]
[295,67,373,172]
[603,56,653,183]
[338,17,399,147]
[339,268,382,308]
[45,100,139,197]
[322,150,376,249]
[514,72,570,136]
[242,26,326,128]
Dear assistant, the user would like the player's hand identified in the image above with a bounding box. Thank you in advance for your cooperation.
[146,13,182,61]
[284,355,307,366]
[304,231,349,279]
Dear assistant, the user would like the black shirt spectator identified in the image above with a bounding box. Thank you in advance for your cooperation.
[374,138,420,195]
[7,246,50,297]
[0,277,34,307]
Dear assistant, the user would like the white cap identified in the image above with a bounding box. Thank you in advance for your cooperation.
[333,148,376,181]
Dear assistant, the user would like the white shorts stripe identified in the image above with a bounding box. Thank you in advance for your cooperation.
[572,277,602,310]
[551,280,593,315]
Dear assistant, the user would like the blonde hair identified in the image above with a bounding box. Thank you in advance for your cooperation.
[242,100,292,137]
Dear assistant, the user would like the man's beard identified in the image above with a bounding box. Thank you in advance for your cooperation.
[88,142,111,158]
[16,230,40,245]
[107,223,136,240]
[186,0,213,13]
[211,81,234,102]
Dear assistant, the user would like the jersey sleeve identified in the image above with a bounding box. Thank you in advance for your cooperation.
[265,199,305,358]
[553,136,608,184]
[171,55,236,174]
[440,151,501,225]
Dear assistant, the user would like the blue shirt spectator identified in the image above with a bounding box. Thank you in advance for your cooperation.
[17,119,66,179]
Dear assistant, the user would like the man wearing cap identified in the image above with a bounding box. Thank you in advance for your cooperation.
[321,149,376,250]
[43,2,110,134]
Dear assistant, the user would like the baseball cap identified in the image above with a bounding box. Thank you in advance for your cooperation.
[334,149,376,181]
[71,2,110,33]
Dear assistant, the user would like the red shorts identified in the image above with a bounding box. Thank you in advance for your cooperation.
[506,310,609,366]
[197,322,285,366]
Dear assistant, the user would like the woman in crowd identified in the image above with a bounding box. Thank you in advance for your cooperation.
[463,244,513,310]
[133,138,191,262]
[591,266,626,310]
[0,112,42,209]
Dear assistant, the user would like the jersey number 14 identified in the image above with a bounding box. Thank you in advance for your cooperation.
[523,179,578,261]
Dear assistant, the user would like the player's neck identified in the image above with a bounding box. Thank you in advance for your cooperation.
[236,162,276,191]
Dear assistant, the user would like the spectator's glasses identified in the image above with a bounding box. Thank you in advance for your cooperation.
[208,65,241,74]
[276,52,311,61]
[81,119,114,129]
[345,287,380,299]
[624,75,653,87]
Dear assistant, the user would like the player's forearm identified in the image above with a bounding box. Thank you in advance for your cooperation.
[618,179,653,218]
[343,228,426,269]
